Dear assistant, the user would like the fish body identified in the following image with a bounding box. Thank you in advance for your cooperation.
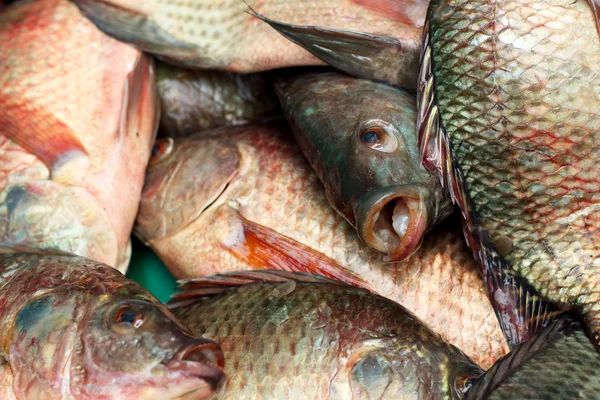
[157,62,280,137]
[276,71,453,261]
[0,0,159,273]
[0,248,225,400]
[418,0,600,345]
[72,0,427,86]
[170,270,483,400]
[466,316,600,399]
[135,122,508,368]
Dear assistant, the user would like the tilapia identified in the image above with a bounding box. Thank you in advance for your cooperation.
[466,316,600,399]
[71,0,427,88]
[169,270,483,400]
[135,122,508,368]
[0,248,225,400]
[417,0,600,347]
[276,71,453,261]
[157,62,280,137]
[0,0,159,273]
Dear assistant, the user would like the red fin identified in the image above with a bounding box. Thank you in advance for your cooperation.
[221,213,369,290]
[168,270,345,309]
[0,104,87,173]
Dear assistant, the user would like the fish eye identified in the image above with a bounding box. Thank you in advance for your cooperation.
[455,373,477,396]
[358,121,399,153]
[111,306,145,333]
[149,137,174,165]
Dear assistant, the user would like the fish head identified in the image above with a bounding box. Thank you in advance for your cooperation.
[75,294,225,399]
[8,290,224,400]
[135,132,242,244]
[344,337,482,399]
[276,71,453,261]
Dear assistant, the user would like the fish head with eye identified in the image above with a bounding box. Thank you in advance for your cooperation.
[341,337,482,400]
[276,71,454,261]
[8,292,225,400]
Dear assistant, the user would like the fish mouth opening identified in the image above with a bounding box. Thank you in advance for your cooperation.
[356,186,429,261]
[165,343,226,392]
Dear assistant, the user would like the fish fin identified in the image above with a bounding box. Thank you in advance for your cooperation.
[72,0,217,68]
[218,212,369,290]
[167,270,346,309]
[588,0,600,37]
[465,315,577,400]
[417,16,560,348]
[245,4,418,89]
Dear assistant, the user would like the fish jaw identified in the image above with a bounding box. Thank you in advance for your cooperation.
[354,185,429,261]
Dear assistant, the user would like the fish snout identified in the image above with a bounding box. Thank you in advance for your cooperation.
[355,185,429,262]
[166,340,226,394]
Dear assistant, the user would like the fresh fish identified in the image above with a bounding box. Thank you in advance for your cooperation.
[276,71,453,261]
[135,122,509,369]
[0,248,225,400]
[466,316,600,399]
[417,0,600,347]
[71,0,427,87]
[169,270,483,400]
[0,0,159,273]
[157,62,280,137]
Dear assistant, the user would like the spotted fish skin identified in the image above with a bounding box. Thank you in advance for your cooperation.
[418,0,600,346]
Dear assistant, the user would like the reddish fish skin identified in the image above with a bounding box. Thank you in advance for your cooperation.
[0,0,159,273]
[135,122,509,369]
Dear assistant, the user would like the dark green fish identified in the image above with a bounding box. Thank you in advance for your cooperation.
[156,62,280,137]
[417,0,600,346]
[169,270,483,400]
[466,316,600,399]
[0,248,225,400]
[276,71,453,261]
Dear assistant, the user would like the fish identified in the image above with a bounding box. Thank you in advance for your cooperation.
[0,0,159,273]
[71,0,427,87]
[134,121,509,369]
[275,71,453,261]
[169,270,483,400]
[465,315,600,399]
[0,248,225,400]
[417,0,600,347]
[156,61,280,137]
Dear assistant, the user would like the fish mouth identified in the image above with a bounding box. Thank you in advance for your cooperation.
[355,185,429,261]
[165,342,226,396]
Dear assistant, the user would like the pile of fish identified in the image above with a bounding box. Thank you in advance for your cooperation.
[0,0,599,398]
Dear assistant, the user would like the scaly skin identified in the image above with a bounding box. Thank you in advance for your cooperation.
[135,122,509,369]
[466,317,600,399]
[419,0,600,346]
[0,0,159,273]
[157,62,280,137]
[0,250,225,400]
[72,0,427,75]
[171,271,483,400]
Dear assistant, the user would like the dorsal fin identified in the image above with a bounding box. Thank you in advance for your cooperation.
[416,15,561,348]
[168,270,345,309]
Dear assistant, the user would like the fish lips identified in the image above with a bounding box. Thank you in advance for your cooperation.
[164,341,226,398]
[354,185,429,262]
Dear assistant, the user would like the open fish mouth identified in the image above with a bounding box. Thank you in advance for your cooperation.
[355,185,429,261]
[164,342,226,397]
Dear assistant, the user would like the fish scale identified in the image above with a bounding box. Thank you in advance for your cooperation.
[418,0,600,347]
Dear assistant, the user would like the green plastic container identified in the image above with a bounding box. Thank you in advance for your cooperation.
[126,236,177,303]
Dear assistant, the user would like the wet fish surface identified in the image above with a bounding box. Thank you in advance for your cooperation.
[0,0,159,273]
[466,316,600,399]
[71,0,427,85]
[276,71,453,261]
[157,62,280,137]
[0,248,225,400]
[418,0,600,346]
[170,270,483,400]
[135,121,509,368]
